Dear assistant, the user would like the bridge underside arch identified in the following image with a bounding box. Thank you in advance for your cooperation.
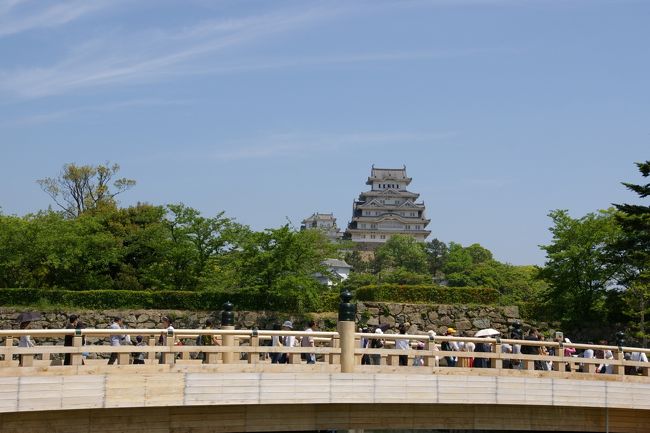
[1,403,648,433]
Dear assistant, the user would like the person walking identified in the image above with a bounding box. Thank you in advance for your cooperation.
[270,323,283,364]
[442,327,459,367]
[369,328,384,365]
[395,325,410,366]
[301,320,317,364]
[133,336,146,365]
[280,321,295,364]
[108,317,125,365]
[159,316,175,364]
[197,319,219,362]
[63,314,79,366]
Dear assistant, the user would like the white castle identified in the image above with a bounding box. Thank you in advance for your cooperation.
[344,165,431,248]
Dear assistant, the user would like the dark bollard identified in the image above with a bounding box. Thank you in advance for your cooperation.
[338,290,356,373]
[221,302,235,364]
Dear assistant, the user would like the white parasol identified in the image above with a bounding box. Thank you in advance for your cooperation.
[475,328,500,337]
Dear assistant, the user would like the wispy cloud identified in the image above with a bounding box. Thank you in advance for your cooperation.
[210,131,458,161]
[0,0,112,37]
[0,6,343,99]
[0,98,191,127]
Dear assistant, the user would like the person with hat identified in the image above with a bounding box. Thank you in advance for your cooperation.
[279,320,295,364]
[442,327,459,367]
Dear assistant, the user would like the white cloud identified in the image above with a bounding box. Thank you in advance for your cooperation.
[0,0,112,37]
[0,6,342,99]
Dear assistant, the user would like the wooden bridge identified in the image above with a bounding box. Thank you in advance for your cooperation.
[1,321,650,433]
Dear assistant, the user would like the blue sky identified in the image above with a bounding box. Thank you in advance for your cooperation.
[0,0,648,265]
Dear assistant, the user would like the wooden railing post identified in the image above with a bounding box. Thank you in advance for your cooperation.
[147,337,156,364]
[553,343,564,372]
[329,335,340,365]
[71,335,83,366]
[162,329,175,365]
[2,337,12,362]
[424,334,436,367]
[494,341,502,370]
[20,352,34,367]
[615,348,625,376]
[338,290,356,373]
[221,301,235,364]
[248,330,259,364]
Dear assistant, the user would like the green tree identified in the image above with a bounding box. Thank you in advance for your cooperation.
[374,235,429,274]
[443,242,494,286]
[0,211,121,290]
[141,204,237,291]
[424,238,448,278]
[220,225,336,293]
[343,250,372,273]
[37,162,135,218]
[614,160,650,345]
[538,209,624,326]
[442,242,473,276]
[99,203,169,290]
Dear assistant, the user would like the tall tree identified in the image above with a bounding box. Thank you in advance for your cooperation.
[424,238,448,278]
[613,160,650,346]
[538,209,624,325]
[38,162,135,218]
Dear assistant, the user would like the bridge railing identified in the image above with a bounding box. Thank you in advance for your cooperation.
[0,328,649,378]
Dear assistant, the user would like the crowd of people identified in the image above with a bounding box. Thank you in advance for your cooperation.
[8,316,649,374]
[357,324,649,375]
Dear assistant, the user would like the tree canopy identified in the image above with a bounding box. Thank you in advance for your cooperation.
[37,162,135,218]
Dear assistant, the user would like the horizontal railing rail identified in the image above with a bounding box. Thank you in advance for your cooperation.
[0,328,648,378]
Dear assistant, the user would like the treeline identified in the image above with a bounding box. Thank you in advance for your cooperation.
[0,204,335,294]
[0,160,648,344]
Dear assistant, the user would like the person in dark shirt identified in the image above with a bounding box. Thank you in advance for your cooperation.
[474,338,491,368]
[63,314,79,366]
[521,329,545,370]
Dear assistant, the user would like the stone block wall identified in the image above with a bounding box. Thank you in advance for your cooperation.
[0,302,550,340]
[357,302,524,336]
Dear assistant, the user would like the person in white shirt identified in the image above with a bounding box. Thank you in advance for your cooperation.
[280,320,295,364]
[629,351,649,375]
[159,316,175,364]
[18,320,35,348]
[630,351,649,363]
[108,317,125,365]
[395,325,410,366]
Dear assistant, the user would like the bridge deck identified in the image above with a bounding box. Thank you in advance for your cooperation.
[1,328,649,432]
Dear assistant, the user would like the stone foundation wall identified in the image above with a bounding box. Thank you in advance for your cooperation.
[357,302,526,336]
[0,302,550,339]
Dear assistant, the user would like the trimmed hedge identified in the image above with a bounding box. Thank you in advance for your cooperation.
[0,288,340,313]
[355,284,500,305]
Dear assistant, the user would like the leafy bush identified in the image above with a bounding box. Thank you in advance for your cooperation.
[355,284,500,305]
[0,288,338,313]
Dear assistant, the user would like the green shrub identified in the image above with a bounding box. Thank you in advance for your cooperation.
[355,284,500,305]
[0,287,340,312]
